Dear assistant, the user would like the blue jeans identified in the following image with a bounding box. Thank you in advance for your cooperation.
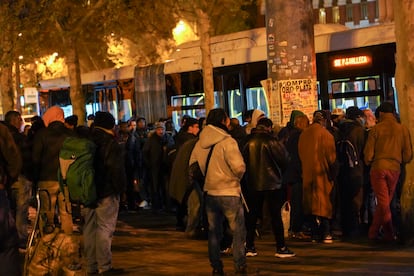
[82,194,120,273]
[206,195,246,271]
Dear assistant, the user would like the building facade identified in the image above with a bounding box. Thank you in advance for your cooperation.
[312,0,393,28]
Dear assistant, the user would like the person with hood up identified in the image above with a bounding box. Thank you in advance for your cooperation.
[244,109,265,135]
[298,110,337,243]
[278,110,305,146]
[32,106,74,234]
[189,108,246,275]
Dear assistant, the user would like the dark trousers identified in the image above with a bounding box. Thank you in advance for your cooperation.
[339,170,364,238]
[290,182,304,233]
[245,189,286,250]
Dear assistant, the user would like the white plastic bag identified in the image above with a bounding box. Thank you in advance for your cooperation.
[281,201,290,238]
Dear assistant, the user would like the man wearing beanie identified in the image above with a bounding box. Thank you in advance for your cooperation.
[364,102,412,242]
[32,106,74,234]
[83,111,127,275]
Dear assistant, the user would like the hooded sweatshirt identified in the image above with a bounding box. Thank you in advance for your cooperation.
[189,125,245,197]
[42,106,65,127]
[245,109,265,134]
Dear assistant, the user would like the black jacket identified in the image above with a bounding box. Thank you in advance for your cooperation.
[91,127,127,199]
[284,127,302,184]
[337,119,366,177]
[243,128,288,191]
[32,121,73,182]
[6,124,33,181]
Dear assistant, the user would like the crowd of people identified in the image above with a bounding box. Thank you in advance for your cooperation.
[0,101,412,276]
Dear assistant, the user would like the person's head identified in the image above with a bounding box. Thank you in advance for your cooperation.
[29,115,45,134]
[42,106,65,127]
[346,106,365,126]
[182,117,199,136]
[362,108,376,129]
[251,109,265,128]
[228,118,240,131]
[165,120,175,133]
[242,109,254,124]
[294,114,309,130]
[256,117,273,133]
[119,121,129,133]
[128,119,137,132]
[94,111,115,131]
[136,117,146,129]
[313,110,328,128]
[5,110,23,130]
[181,115,190,127]
[206,108,230,131]
[87,114,95,128]
[331,108,345,124]
[64,115,78,130]
[289,110,305,125]
[376,102,396,118]
[154,121,165,137]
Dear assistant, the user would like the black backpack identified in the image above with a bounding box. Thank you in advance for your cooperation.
[336,139,359,168]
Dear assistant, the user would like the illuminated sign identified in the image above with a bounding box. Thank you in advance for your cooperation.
[333,55,371,68]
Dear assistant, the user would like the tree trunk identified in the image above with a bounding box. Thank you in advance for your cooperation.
[196,8,215,114]
[394,0,414,245]
[66,40,86,125]
[265,0,318,126]
[0,64,15,114]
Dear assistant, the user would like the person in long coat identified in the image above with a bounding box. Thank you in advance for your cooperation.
[298,110,336,243]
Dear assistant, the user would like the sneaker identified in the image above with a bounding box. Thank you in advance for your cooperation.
[139,200,149,208]
[245,247,258,257]
[212,268,224,276]
[275,247,296,258]
[322,234,333,244]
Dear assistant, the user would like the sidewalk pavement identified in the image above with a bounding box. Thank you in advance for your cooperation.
[110,210,414,275]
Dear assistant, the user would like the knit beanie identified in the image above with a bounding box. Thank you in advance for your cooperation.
[154,121,165,130]
[42,106,65,127]
[94,111,115,130]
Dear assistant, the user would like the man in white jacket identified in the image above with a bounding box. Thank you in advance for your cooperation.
[190,108,247,275]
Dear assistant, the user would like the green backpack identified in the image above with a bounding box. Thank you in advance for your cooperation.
[58,136,97,207]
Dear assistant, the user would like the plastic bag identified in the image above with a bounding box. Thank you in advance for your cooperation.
[281,201,290,238]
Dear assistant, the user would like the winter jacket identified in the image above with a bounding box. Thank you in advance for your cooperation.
[0,123,22,187]
[337,119,366,177]
[91,127,127,199]
[298,122,336,219]
[175,130,197,151]
[243,128,288,191]
[283,127,302,185]
[190,125,245,197]
[169,138,198,203]
[6,123,33,181]
[32,121,73,182]
[364,113,412,171]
